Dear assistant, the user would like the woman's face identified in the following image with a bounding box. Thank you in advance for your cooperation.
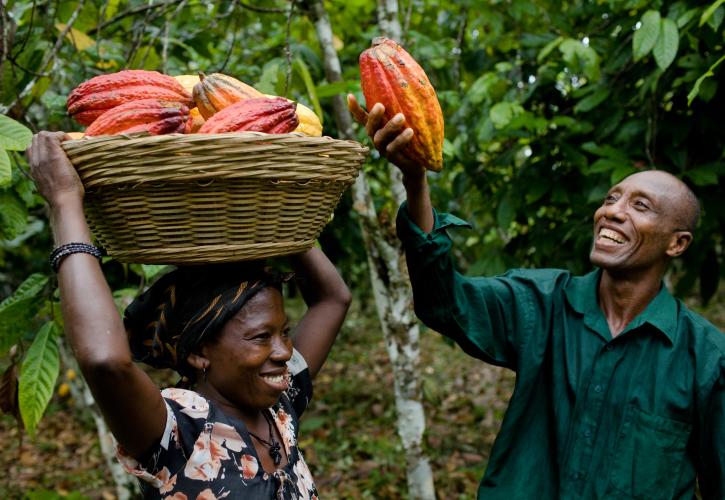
[202,287,293,414]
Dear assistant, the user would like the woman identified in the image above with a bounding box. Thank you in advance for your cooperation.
[27,131,352,498]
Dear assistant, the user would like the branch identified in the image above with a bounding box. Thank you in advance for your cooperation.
[0,0,85,116]
[88,0,184,36]
[238,1,286,14]
[283,0,296,97]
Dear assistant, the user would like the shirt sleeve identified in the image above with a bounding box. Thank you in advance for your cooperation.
[396,202,547,371]
[286,348,313,417]
[697,361,725,499]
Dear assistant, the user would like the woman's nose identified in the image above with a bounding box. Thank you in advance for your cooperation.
[271,335,292,361]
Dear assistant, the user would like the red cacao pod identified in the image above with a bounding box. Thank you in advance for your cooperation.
[84,99,190,136]
[198,97,298,134]
[193,72,265,120]
[359,37,444,172]
[67,70,193,126]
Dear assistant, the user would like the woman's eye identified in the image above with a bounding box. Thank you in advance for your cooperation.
[634,200,649,209]
[604,194,616,203]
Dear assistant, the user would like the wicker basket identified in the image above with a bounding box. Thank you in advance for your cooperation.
[61,133,369,264]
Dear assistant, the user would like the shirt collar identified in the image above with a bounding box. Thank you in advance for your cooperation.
[565,269,679,344]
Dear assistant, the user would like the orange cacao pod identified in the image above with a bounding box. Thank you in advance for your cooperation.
[67,70,193,126]
[84,99,190,136]
[359,37,444,172]
[198,97,298,134]
[193,72,264,120]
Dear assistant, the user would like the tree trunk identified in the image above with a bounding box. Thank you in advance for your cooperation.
[303,1,436,498]
[58,340,141,500]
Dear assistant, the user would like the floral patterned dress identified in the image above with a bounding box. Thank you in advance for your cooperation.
[117,350,319,499]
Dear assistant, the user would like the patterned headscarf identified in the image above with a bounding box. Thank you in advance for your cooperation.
[124,262,287,380]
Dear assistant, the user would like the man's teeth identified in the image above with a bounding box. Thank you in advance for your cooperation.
[600,228,624,243]
[261,374,287,384]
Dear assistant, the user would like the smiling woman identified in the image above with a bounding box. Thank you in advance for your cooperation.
[25,131,353,499]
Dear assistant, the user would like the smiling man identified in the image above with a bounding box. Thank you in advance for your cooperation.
[349,98,725,500]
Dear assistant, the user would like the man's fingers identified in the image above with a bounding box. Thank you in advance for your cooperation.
[386,128,414,157]
[347,94,368,126]
[373,113,407,153]
[366,103,386,140]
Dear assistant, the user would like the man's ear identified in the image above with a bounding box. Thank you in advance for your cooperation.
[186,352,209,371]
[667,231,692,258]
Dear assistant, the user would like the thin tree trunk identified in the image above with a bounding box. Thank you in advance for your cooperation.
[303,1,436,498]
[58,339,140,500]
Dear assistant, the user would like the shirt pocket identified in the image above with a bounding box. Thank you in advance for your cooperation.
[608,404,691,499]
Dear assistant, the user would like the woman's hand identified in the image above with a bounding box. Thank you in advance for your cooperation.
[26,131,84,209]
[347,94,425,180]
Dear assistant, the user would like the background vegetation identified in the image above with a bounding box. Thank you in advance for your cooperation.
[1,0,723,498]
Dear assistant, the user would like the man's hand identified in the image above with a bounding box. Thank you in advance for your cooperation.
[26,131,85,209]
[347,94,425,180]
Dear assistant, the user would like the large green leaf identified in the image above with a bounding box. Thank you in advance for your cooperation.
[19,321,60,436]
[688,54,725,105]
[0,273,49,355]
[0,149,10,187]
[633,10,661,61]
[0,273,49,309]
[653,19,679,71]
[0,114,33,151]
[0,192,29,240]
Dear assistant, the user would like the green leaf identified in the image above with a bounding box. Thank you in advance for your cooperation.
[574,88,610,113]
[699,0,725,26]
[0,114,33,151]
[633,10,661,61]
[294,58,323,125]
[0,192,28,240]
[0,273,49,309]
[490,102,522,129]
[537,36,563,63]
[684,165,722,186]
[496,195,515,229]
[0,149,10,187]
[0,273,49,355]
[688,54,725,105]
[19,321,60,437]
[653,19,679,71]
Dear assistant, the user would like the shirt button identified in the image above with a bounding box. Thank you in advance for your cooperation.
[571,472,580,480]
[594,384,603,393]
[584,429,592,438]
[606,345,614,351]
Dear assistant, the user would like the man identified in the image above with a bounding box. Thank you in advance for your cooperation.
[348,96,725,499]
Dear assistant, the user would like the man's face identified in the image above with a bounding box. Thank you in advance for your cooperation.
[589,171,684,273]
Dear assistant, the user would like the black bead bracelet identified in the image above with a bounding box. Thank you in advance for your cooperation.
[49,242,103,272]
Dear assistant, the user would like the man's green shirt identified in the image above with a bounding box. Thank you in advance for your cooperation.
[396,204,725,500]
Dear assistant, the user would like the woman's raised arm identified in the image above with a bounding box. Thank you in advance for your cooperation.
[289,247,351,379]
[27,132,167,459]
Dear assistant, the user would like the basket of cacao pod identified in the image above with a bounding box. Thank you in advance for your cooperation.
[61,70,368,264]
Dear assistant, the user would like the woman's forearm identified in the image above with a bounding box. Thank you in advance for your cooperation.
[50,198,132,367]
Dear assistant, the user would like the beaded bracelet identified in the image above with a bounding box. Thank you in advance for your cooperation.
[49,242,103,272]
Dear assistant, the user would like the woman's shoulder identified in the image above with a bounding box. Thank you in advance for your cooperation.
[160,387,211,420]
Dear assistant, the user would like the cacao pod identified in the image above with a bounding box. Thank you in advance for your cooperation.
[198,97,298,134]
[193,72,264,120]
[67,70,193,126]
[359,37,444,172]
[84,99,190,136]
[173,75,206,132]
[264,94,322,137]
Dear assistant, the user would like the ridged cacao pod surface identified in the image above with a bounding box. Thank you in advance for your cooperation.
[193,72,264,119]
[264,94,322,136]
[359,37,444,172]
[84,99,190,136]
[198,97,298,134]
[67,70,193,126]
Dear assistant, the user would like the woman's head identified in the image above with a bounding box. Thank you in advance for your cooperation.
[189,286,293,413]
[124,262,289,389]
